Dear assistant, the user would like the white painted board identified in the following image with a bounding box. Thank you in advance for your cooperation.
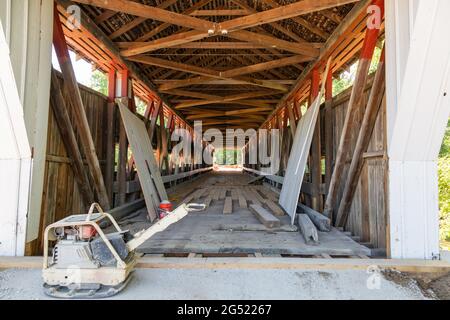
[279,63,330,225]
[118,102,168,221]
[0,22,32,256]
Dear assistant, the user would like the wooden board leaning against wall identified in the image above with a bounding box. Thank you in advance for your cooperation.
[243,73,387,251]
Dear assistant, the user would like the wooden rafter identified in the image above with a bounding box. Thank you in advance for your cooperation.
[100,0,356,57]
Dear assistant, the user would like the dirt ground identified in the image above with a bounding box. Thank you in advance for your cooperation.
[383,270,450,300]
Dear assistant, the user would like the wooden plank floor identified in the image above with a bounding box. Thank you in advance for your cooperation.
[136,171,371,256]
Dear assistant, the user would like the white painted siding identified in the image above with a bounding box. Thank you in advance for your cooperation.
[386,0,450,259]
[0,22,32,256]
[0,0,53,246]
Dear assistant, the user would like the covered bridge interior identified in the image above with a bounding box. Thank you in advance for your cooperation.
[1,0,448,261]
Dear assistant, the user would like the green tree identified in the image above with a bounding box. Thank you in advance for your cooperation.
[439,119,450,248]
[90,70,108,95]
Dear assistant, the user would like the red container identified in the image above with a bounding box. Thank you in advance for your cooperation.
[158,201,173,219]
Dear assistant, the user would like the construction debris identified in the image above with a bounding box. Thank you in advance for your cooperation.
[250,204,281,228]
[297,214,319,245]
[298,204,331,232]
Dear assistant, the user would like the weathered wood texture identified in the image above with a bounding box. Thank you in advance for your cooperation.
[325,75,387,249]
[37,72,109,253]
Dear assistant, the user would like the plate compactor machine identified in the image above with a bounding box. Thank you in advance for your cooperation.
[42,203,203,299]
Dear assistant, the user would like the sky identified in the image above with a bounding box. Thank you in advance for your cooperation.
[51,45,93,87]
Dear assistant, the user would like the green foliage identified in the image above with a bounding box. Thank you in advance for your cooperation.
[134,97,147,116]
[440,119,450,157]
[332,46,383,97]
[90,70,108,95]
[215,149,241,165]
[439,119,450,247]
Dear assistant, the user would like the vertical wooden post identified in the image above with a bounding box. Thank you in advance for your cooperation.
[310,68,322,211]
[106,68,116,205]
[335,48,386,227]
[117,69,129,206]
[287,100,297,137]
[149,100,162,141]
[159,105,169,172]
[53,7,110,209]
[144,100,154,127]
[324,0,384,219]
[324,66,334,191]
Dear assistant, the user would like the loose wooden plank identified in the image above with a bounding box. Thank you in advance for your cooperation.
[117,100,168,221]
[212,188,220,201]
[297,214,319,245]
[249,187,266,203]
[219,188,227,200]
[238,193,247,209]
[264,200,285,217]
[5,256,450,273]
[214,224,297,232]
[231,189,239,201]
[243,189,261,206]
[203,196,212,208]
[194,188,207,200]
[297,203,331,232]
[249,204,281,228]
[223,197,233,215]
[279,60,331,224]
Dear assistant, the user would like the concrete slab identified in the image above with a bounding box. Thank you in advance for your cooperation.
[0,267,429,300]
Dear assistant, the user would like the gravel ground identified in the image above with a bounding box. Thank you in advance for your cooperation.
[0,267,430,300]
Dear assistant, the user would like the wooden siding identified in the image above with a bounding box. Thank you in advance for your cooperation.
[327,76,387,249]
[36,72,108,253]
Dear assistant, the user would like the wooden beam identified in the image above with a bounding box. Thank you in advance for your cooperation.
[53,6,110,209]
[335,48,385,227]
[50,70,95,207]
[105,68,116,204]
[94,9,116,24]
[220,0,359,32]
[135,0,214,42]
[155,79,295,85]
[261,0,370,132]
[190,9,251,16]
[117,41,316,51]
[71,0,216,32]
[130,54,307,83]
[221,55,313,78]
[324,66,334,191]
[149,100,162,141]
[128,55,220,78]
[231,0,309,44]
[324,0,384,219]
[121,30,208,57]
[286,101,296,137]
[175,91,277,109]
[227,30,319,57]
[310,68,322,212]
[56,0,191,130]
[116,0,343,57]
[108,0,178,40]
[159,75,288,92]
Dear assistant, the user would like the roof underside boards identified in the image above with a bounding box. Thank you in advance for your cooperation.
[56,0,369,131]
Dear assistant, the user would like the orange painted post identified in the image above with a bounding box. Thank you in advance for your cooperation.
[117,69,130,206]
[106,68,116,204]
[324,66,334,191]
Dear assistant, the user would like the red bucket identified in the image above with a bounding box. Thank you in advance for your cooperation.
[158,201,173,219]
